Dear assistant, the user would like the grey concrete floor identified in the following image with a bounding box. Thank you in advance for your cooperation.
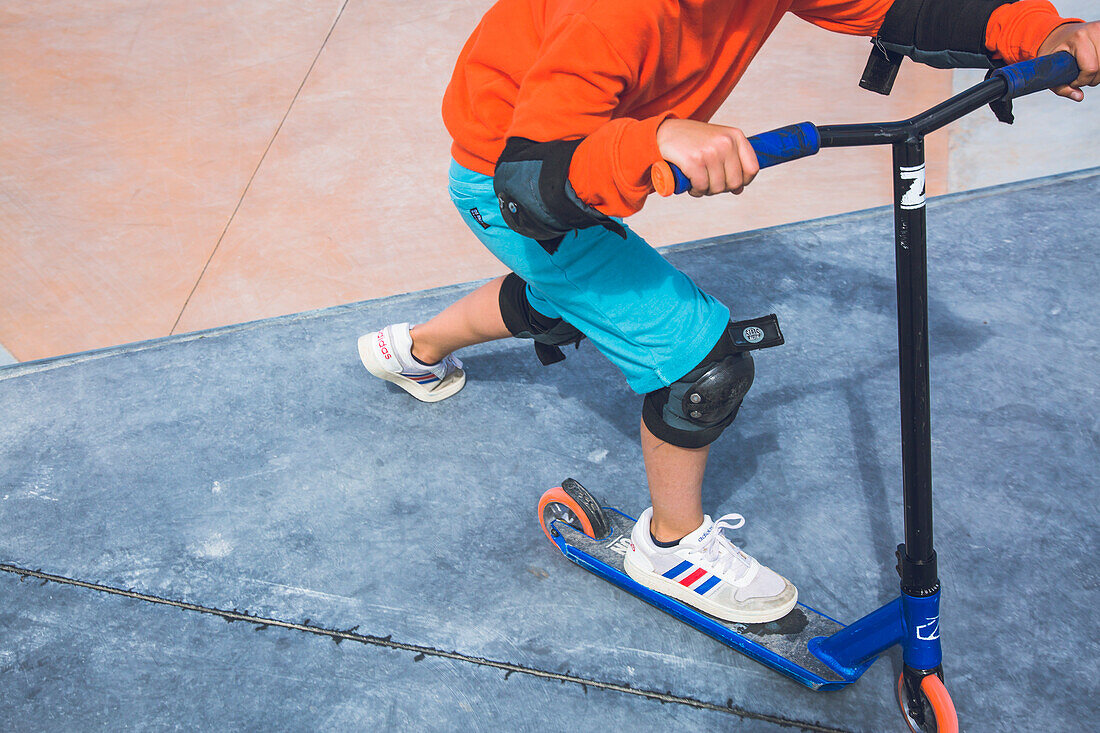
[2,170,1098,732]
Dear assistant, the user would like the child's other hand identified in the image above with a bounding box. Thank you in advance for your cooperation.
[1037,21,1100,101]
[656,119,760,197]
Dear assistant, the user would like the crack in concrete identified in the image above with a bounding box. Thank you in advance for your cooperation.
[1,562,851,732]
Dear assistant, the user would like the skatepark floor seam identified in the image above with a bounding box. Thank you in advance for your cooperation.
[0,562,853,733]
[169,0,353,338]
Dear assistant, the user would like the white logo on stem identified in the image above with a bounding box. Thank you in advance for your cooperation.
[916,616,940,641]
[899,165,926,210]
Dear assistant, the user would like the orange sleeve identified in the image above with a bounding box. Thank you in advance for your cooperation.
[789,0,895,36]
[985,0,1082,63]
[567,112,674,217]
[504,13,668,218]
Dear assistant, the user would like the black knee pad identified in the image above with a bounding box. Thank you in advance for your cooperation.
[642,315,783,448]
[499,272,584,365]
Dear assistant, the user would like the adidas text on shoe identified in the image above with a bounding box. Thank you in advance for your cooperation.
[358,323,466,403]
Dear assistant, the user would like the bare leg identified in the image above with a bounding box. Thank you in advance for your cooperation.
[410,275,513,364]
[641,418,708,543]
[413,276,708,543]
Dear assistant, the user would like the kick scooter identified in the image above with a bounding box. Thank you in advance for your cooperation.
[537,52,1082,732]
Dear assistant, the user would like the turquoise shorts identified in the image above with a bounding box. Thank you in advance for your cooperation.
[448,159,730,395]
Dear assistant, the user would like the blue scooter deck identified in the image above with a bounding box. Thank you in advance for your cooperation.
[550,508,873,691]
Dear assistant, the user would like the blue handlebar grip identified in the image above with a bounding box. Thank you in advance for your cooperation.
[749,121,821,170]
[651,121,821,196]
[994,51,1079,100]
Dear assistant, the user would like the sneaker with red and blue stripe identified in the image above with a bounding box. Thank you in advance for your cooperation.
[358,323,465,403]
[623,507,797,623]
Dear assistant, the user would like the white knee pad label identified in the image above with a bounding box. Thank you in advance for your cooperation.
[742,326,764,344]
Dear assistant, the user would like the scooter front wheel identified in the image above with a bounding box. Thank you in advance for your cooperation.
[897,672,958,733]
[538,479,610,543]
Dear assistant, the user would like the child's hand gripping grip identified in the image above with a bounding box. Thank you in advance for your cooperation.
[992,51,1079,100]
[651,121,821,196]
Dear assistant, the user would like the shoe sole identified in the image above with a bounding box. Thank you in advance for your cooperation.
[358,333,466,403]
[623,553,797,624]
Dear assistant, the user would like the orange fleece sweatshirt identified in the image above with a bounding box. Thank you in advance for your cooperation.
[442,0,1074,217]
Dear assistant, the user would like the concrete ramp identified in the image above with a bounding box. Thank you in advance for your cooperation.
[3,170,1099,731]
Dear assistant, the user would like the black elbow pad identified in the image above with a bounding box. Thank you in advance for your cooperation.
[494,137,626,254]
[877,0,1015,69]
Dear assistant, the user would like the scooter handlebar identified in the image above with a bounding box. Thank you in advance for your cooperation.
[652,121,821,196]
[993,51,1079,100]
[651,53,1080,197]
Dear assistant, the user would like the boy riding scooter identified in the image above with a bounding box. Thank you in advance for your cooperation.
[360,0,1099,624]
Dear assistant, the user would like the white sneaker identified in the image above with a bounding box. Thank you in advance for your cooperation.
[623,507,797,624]
[358,323,466,403]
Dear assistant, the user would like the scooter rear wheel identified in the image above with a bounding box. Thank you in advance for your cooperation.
[897,672,958,733]
[538,479,609,543]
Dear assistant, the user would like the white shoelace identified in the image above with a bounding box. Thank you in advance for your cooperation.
[441,354,463,373]
[696,513,760,588]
